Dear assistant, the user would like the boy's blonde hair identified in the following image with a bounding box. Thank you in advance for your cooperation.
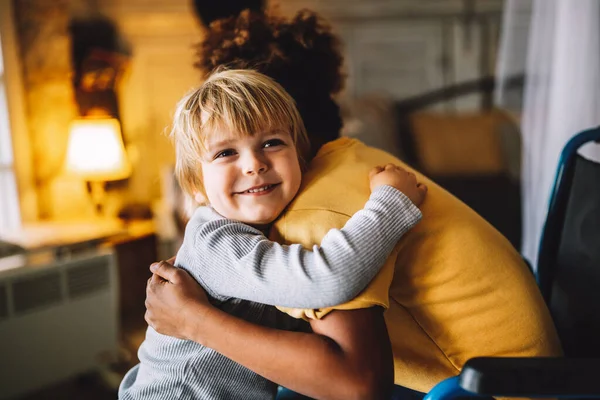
[171,68,310,199]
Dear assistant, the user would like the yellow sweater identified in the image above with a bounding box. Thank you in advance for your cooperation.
[272,138,561,393]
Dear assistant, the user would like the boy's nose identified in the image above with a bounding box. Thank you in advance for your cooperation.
[242,152,268,175]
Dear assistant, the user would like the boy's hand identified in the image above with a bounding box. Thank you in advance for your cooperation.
[369,163,428,207]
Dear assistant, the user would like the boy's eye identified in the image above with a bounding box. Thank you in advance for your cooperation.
[214,149,236,159]
[263,139,285,148]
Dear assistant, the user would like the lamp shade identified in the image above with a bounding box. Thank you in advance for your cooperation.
[64,118,131,181]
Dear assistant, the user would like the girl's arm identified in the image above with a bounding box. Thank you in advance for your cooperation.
[185,185,420,308]
[145,263,394,400]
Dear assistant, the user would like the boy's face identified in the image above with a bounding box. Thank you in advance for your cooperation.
[198,127,302,226]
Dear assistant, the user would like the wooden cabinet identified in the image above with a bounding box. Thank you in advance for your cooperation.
[109,226,158,329]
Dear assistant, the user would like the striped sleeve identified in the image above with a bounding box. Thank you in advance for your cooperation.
[178,185,421,309]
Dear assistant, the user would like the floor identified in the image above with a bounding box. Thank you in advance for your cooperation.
[18,374,118,400]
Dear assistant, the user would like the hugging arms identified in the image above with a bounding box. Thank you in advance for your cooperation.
[141,161,427,400]
[145,137,562,398]
[146,262,395,399]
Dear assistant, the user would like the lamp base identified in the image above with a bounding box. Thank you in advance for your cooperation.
[86,180,107,215]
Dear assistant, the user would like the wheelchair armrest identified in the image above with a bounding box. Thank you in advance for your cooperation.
[459,357,600,397]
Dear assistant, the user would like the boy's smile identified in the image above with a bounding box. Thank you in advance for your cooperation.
[236,183,280,195]
[197,127,302,226]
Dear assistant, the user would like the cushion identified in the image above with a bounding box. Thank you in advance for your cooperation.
[409,111,506,176]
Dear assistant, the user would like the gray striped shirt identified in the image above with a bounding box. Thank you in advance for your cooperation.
[119,185,421,399]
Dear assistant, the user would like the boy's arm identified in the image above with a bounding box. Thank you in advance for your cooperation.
[187,185,420,309]
[146,264,394,400]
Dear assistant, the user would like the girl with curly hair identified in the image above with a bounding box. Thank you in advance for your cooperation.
[144,7,561,400]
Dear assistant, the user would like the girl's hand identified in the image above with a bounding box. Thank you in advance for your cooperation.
[145,260,211,341]
[369,163,428,207]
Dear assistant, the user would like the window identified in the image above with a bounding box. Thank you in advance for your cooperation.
[0,30,21,235]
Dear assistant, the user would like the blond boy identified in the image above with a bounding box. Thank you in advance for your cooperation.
[119,69,426,399]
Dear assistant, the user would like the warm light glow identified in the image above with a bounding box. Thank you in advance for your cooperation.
[64,118,131,181]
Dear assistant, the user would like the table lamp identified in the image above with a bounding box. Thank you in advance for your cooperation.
[64,117,131,215]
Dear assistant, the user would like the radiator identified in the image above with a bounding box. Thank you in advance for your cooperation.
[0,249,120,399]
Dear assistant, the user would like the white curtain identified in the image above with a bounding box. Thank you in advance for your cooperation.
[496,0,600,268]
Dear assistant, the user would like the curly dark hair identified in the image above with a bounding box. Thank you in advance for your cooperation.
[195,9,346,157]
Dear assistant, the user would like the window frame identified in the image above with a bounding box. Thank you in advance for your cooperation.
[0,0,36,234]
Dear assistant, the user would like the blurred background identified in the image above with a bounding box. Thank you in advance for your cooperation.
[0,0,599,398]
